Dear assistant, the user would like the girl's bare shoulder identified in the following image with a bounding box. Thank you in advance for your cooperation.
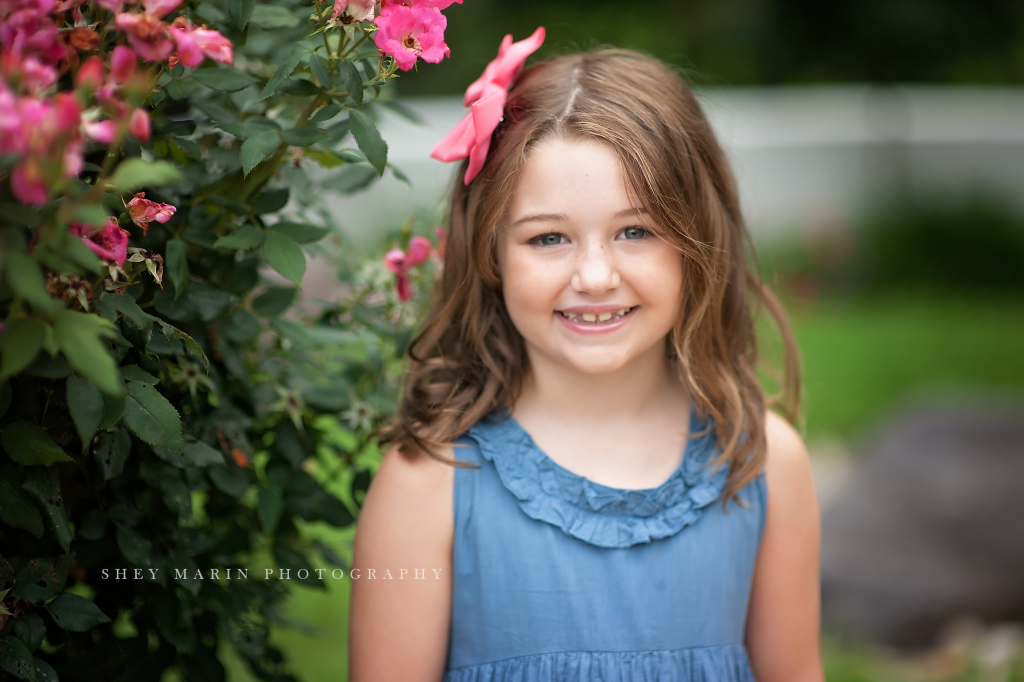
[356,442,456,553]
[762,409,814,487]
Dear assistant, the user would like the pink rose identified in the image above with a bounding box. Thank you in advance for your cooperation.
[115,13,175,62]
[372,4,449,72]
[125,191,174,232]
[114,0,183,63]
[70,218,129,265]
[169,26,202,68]
[189,27,232,64]
[169,21,232,67]
[383,236,435,301]
[110,45,137,83]
[82,118,118,143]
[382,0,462,9]
[128,107,149,141]
[331,0,374,22]
[0,0,64,64]
[405,235,432,266]
[384,249,414,302]
[430,27,545,184]
[11,159,47,204]
[76,55,105,90]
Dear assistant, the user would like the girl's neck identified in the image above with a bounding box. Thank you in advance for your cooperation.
[514,344,688,425]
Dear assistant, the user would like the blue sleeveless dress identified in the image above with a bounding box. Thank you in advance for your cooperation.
[443,408,768,682]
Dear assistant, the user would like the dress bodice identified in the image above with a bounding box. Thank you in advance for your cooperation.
[444,409,768,681]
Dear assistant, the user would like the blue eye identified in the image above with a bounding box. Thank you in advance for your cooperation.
[621,227,648,240]
[532,233,564,246]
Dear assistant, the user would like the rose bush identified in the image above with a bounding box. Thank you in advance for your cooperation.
[0,0,454,678]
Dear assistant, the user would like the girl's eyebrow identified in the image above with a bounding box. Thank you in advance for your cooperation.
[511,207,648,226]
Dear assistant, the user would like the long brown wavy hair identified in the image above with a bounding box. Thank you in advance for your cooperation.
[381,48,802,507]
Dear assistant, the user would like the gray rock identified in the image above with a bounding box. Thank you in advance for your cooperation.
[821,398,1024,649]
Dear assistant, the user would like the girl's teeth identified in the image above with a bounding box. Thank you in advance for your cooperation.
[562,307,634,323]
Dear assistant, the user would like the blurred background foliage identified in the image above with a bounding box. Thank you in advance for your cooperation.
[396,0,1024,95]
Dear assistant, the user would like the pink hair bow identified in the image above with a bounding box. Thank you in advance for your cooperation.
[430,27,545,185]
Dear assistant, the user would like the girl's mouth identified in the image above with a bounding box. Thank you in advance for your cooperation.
[557,306,637,324]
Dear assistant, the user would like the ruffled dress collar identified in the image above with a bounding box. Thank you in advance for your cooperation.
[466,408,729,549]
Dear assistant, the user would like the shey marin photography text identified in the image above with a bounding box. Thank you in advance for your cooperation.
[99,567,446,581]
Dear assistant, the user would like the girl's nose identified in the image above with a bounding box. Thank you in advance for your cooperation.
[570,241,621,294]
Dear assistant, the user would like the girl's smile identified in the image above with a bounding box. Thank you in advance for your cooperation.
[497,136,684,376]
[555,304,638,334]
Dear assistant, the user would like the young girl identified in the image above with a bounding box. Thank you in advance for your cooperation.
[349,30,822,682]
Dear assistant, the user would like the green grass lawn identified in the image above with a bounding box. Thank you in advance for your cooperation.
[209,292,1024,682]
[787,292,1024,443]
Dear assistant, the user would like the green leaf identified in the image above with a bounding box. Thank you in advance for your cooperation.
[228,0,254,29]
[281,126,329,147]
[95,429,131,481]
[21,467,72,550]
[267,221,330,244]
[257,51,304,103]
[0,475,44,537]
[249,4,299,28]
[103,293,154,330]
[326,118,351,143]
[115,524,153,566]
[46,594,112,632]
[32,658,57,682]
[240,130,280,177]
[208,463,248,497]
[183,441,225,466]
[119,364,158,384]
[98,391,126,430]
[348,109,386,176]
[73,203,108,226]
[67,376,103,449]
[5,252,56,313]
[287,488,353,527]
[311,104,343,124]
[309,54,332,88]
[322,164,377,193]
[0,318,45,380]
[339,60,363,108]
[192,67,258,92]
[214,225,266,251]
[0,202,41,226]
[153,446,189,467]
[262,233,306,286]
[1,421,72,465]
[13,613,45,653]
[389,163,412,187]
[123,381,182,451]
[8,553,71,601]
[252,188,290,214]
[52,310,123,396]
[279,77,318,97]
[252,287,296,317]
[108,159,184,192]
[256,488,283,533]
[274,419,306,467]
[24,353,70,378]
[0,634,37,682]
[221,308,260,344]
[166,239,189,298]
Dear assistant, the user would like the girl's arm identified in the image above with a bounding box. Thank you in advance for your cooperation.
[745,410,825,682]
[348,443,455,682]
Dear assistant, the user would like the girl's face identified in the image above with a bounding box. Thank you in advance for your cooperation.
[497,136,685,376]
